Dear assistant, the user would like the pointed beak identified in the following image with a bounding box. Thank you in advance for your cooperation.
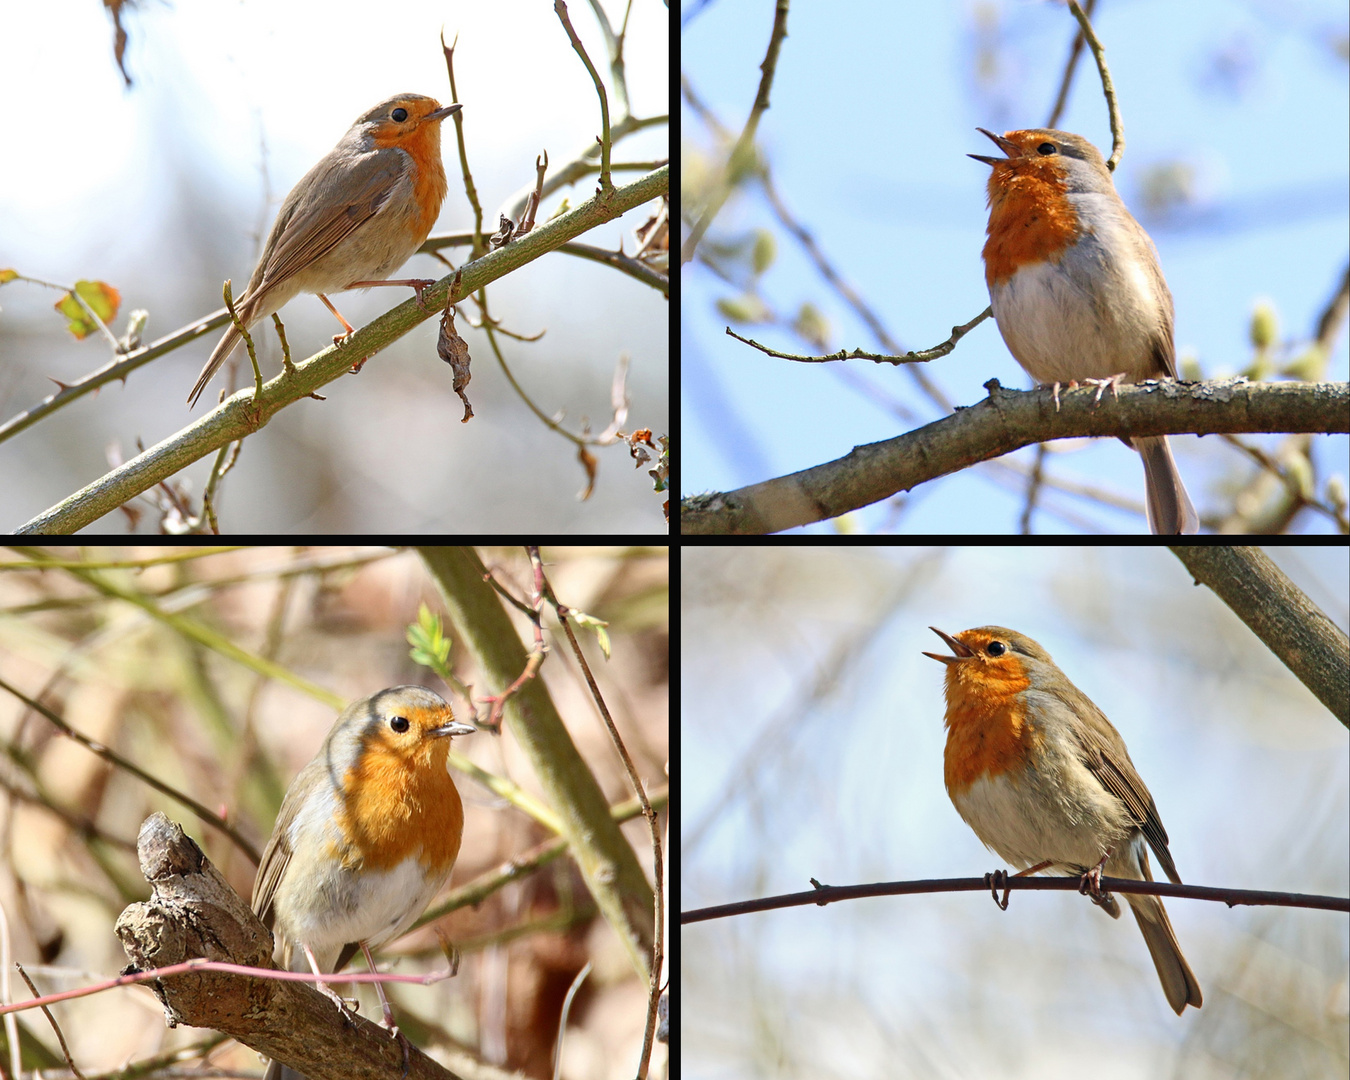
[968,127,1018,166]
[921,626,973,665]
[426,102,463,124]
[429,720,476,738]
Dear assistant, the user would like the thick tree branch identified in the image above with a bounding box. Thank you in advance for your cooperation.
[680,378,1349,535]
[114,813,458,1080]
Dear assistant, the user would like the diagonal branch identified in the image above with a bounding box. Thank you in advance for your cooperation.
[681,378,1349,535]
[15,166,668,534]
[115,813,459,1080]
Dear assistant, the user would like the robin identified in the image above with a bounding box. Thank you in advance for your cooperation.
[971,128,1199,534]
[251,685,475,1079]
[923,626,1202,1014]
[189,93,461,408]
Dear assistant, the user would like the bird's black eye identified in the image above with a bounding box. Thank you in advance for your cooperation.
[1036,142,1057,156]
[987,641,1006,657]
[390,715,411,733]
[392,107,409,122]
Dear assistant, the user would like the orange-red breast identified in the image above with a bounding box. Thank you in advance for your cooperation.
[189,93,460,408]
[251,685,475,1079]
[971,128,1198,534]
[924,626,1202,1013]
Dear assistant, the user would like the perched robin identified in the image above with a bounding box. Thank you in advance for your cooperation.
[252,685,475,1079]
[189,93,461,408]
[923,626,1202,1014]
[971,128,1199,534]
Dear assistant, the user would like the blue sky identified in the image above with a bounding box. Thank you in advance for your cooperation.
[683,2,1349,533]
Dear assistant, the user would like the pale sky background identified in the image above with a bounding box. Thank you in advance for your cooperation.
[682,546,1349,1078]
[683,2,1349,534]
[0,0,669,533]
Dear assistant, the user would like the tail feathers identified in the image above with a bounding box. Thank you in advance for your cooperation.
[1127,896,1203,1014]
[188,324,247,408]
[1133,435,1198,534]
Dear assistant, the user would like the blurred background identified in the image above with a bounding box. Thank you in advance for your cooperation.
[0,545,669,1077]
[682,546,1348,1078]
[0,1,669,532]
[682,2,1349,533]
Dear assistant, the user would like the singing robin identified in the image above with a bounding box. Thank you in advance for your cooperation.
[924,626,1202,1013]
[971,128,1199,534]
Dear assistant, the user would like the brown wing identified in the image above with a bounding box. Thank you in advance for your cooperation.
[250,817,292,930]
[1060,685,1181,883]
[251,147,408,296]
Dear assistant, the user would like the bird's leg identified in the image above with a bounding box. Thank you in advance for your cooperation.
[1078,847,1115,902]
[346,278,438,309]
[985,860,1054,910]
[302,943,359,1022]
[316,293,372,372]
[1083,372,1127,405]
[316,293,356,345]
[360,941,412,1075]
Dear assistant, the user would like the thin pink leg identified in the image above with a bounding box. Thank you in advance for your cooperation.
[316,293,356,344]
[986,859,1054,909]
[346,277,438,307]
[1078,847,1114,900]
[360,941,411,1072]
[303,943,356,1018]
